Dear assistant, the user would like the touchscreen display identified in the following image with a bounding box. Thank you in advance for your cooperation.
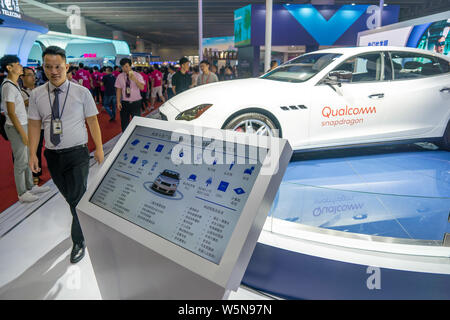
[90,125,264,264]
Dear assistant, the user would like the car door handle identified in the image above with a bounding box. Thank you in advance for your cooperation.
[368,93,384,99]
[440,87,450,93]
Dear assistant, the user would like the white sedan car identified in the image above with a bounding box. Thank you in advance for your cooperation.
[159,47,450,151]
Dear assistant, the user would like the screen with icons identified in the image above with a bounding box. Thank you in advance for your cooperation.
[90,125,265,264]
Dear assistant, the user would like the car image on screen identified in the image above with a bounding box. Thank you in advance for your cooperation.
[159,46,450,152]
[151,170,180,196]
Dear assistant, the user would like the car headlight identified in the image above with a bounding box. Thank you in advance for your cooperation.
[175,104,213,121]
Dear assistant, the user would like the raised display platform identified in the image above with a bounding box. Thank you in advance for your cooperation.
[242,143,450,299]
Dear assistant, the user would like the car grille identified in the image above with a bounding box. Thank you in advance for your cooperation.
[161,181,171,187]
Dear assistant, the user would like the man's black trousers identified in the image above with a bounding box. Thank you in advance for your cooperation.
[120,100,142,132]
[44,145,89,245]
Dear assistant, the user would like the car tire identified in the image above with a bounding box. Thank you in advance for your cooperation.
[438,121,450,151]
[223,112,280,137]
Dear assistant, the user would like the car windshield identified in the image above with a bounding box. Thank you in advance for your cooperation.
[162,171,179,180]
[261,53,342,83]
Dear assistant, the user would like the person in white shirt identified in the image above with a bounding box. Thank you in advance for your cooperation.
[166,65,176,99]
[0,55,49,203]
[20,67,45,186]
[197,60,219,86]
[28,46,104,264]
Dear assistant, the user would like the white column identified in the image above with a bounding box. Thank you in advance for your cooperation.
[199,0,203,62]
[113,31,124,41]
[136,37,145,52]
[264,0,273,73]
[378,0,384,28]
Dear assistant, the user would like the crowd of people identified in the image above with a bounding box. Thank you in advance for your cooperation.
[0,46,239,263]
[0,51,240,199]
[28,58,238,118]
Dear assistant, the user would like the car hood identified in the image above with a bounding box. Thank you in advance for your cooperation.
[168,78,302,111]
[158,176,179,185]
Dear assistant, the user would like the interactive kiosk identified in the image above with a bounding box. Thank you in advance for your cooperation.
[77,117,292,299]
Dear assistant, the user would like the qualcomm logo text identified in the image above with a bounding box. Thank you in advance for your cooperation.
[313,203,364,216]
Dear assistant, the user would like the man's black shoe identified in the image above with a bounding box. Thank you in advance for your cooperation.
[70,241,86,264]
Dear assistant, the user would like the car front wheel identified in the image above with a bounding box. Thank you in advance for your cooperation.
[223,112,280,137]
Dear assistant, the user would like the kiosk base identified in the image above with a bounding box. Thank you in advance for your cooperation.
[79,212,230,300]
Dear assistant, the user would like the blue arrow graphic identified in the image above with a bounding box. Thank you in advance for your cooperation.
[283,4,368,45]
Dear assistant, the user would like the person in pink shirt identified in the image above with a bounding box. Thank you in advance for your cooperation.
[149,64,165,110]
[138,67,149,111]
[73,63,94,92]
[99,67,106,103]
[115,58,145,132]
[66,66,78,84]
[92,66,102,104]
[112,66,121,78]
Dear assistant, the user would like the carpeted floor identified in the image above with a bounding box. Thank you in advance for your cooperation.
[0,100,160,214]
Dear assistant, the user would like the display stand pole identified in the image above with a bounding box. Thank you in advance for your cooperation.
[199,0,203,62]
[264,0,273,73]
[79,212,231,300]
[378,0,384,28]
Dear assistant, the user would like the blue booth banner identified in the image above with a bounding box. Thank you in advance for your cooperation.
[235,4,400,47]
[358,18,449,56]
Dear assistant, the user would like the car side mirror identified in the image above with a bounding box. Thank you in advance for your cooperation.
[328,70,352,84]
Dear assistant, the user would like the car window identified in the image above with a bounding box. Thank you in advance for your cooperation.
[261,53,341,83]
[389,51,449,80]
[331,53,383,83]
[163,171,179,180]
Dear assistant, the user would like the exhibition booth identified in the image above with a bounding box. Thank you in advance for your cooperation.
[30,31,131,68]
[0,8,48,66]
[0,1,449,301]
[234,3,400,77]
[0,5,131,69]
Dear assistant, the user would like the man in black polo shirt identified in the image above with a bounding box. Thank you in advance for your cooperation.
[171,57,192,96]
[101,66,117,121]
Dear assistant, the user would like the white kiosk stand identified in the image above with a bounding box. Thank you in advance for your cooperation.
[77,117,292,299]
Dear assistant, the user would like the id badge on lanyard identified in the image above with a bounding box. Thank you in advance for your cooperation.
[52,119,63,134]
[48,82,71,136]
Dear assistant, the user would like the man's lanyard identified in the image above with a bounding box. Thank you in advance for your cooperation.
[21,88,30,98]
[48,82,71,120]
[201,73,212,84]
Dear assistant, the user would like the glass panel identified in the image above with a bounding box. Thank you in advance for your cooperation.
[390,51,445,80]
[267,146,450,242]
[261,53,341,83]
[269,184,449,241]
[332,53,383,83]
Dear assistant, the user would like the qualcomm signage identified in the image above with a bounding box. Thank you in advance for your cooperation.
[1,0,21,19]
